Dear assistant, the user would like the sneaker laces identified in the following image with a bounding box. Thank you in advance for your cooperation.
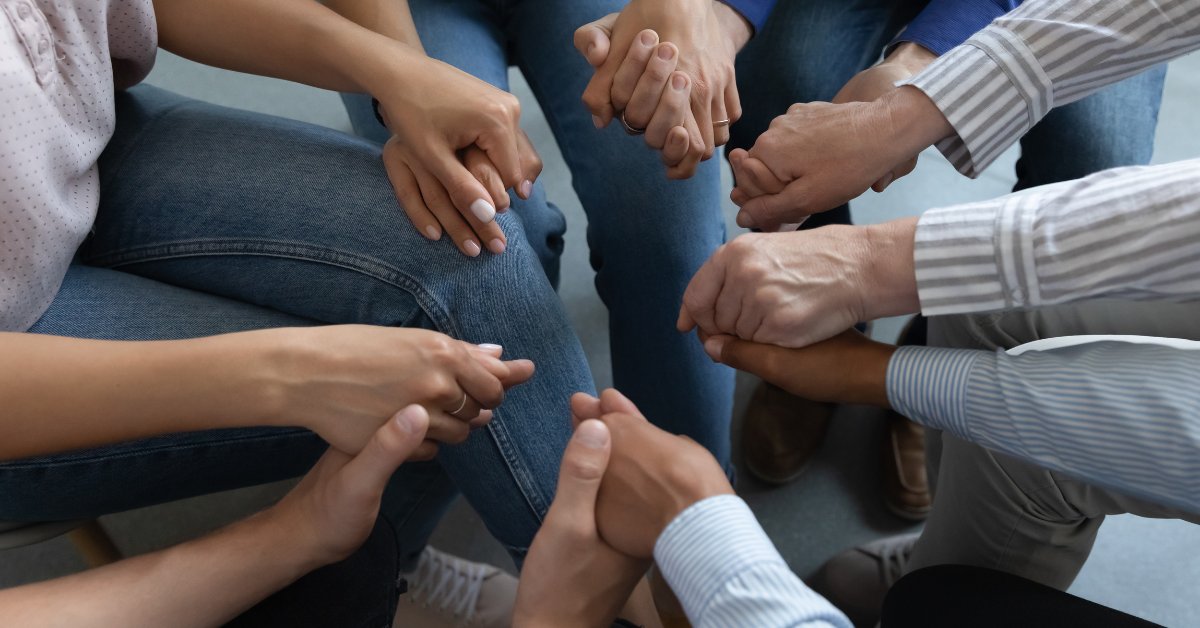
[404,547,486,621]
[876,537,916,588]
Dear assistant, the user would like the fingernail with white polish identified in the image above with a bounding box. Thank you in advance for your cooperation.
[464,240,481,257]
[424,225,440,240]
[470,199,496,223]
[519,179,533,199]
[488,238,506,254]
[478,343,503,351]
[592,115,604,129]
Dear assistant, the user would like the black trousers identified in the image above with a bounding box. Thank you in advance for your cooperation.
[883,565,1161,627]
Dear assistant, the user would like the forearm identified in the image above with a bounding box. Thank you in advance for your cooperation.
[913,159,1200,316]
[152,0,419,99]
[322,0,426,52]
[0,511,319,628]
[0,332,279,460]
[888,340,1200,514]
[903,0,1200,176]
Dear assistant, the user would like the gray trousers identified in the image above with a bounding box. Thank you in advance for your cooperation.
[908,300,1200,590]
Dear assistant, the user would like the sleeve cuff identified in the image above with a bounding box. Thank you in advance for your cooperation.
[654,495,786,618]
[887,0,1019,56]
[716,0,774,35]
[903,26,1052,177]
[887,345,981,440]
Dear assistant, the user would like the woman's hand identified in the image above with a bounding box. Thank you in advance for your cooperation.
[256,326,535,456]
[375,56,542,257]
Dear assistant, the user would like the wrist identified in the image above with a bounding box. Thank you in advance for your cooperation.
[879,85,955,153]
[861,218,921,320]
[712,1,753,52]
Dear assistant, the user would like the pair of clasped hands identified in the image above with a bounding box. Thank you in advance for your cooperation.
[383,0,959,356]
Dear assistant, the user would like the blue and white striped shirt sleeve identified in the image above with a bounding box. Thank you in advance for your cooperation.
[654,495,851,628]
[888,341,1200,515]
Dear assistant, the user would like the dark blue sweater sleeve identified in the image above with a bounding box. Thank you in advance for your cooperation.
[890,0,1021,56]
[718,0,775,35]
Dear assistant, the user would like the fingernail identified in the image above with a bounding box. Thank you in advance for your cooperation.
[592,114,604,129]
[519,179,533,198]
[658,45,675,60]
[671,74,686,90]
[470,199,496,223]
[736,212,755,228]
[586,43,595,59]
[639,31,656,47]
[464,240,481,257]
[703,337,726,361]
[478,343,503,352]
[424,225,440,240]
[575,420,609,449]
[394,405,424,434]
[878,173,895,190]
[488,238,506,254]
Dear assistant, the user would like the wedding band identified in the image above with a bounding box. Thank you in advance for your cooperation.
[619,110,646,136]
[713,119,731,128]
[451,392,469,417]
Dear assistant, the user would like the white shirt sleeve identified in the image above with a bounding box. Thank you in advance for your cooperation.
[653,495,851,628]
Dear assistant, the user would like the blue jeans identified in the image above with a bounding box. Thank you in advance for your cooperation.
[729,0,1167,215]
[0,86,594,566]
[341,0,735,468]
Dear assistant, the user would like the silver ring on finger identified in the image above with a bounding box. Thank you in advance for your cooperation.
[713,119,731,128]
[620,110,646,136]
[451,392,469,417]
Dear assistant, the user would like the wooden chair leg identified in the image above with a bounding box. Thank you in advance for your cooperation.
[67,519,122,568]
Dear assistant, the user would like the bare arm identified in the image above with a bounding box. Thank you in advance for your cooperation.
[0,332,275,460]
[322,0,426,52]
[0,405,430,628]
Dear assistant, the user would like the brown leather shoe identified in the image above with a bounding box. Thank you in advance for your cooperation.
[881,410,931,520]
[741,380,834,485]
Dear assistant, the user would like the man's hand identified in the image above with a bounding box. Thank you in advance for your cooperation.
[570,390,734,559]
[730,78,951,229]
[515,420,649,628]
[575,0,751,178]
[703,331,896,408]
[376,55,542,256]
[678,219,921,349]
[268,404,431,566]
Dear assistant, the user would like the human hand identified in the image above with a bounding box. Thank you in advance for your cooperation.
[678,219,920,349]
[376,54,542,256]
[266,404,430,567]
[515,419,649,628]
[575,0,750,178]
[569,389,734,559]
[259,326,535,457]
[730,84,951,230]
[703,330,895,407]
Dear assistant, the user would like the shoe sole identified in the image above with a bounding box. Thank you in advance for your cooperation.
[884,498,931,522]
[745,457,812,486]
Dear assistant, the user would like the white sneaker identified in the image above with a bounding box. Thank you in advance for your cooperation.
[395,547,517,627]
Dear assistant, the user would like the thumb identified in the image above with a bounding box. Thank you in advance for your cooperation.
[548,420,611,518]
[339,405,430,495]
[573,13,616,67]
[705,334,786,385]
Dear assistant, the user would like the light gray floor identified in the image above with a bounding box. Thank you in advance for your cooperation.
[3,50,1198,626]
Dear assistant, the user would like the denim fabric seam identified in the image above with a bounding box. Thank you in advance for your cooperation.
[0,428,315,469]
[84,237,554,529]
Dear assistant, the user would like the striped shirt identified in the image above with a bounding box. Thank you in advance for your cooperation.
[654,495,851,628]
[904,0,1200,178]
[914,158,1200,315]
[888,336,1200,515]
